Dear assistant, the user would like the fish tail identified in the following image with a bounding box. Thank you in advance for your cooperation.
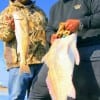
[67,83,76,99]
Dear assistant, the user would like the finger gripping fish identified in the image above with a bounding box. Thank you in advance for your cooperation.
[13,11,30,73]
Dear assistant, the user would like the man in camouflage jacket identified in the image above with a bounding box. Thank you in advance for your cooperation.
[0,0,48,99]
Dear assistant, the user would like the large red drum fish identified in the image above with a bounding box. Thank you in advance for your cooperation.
[13,11,30,73]
[42,23,80,100]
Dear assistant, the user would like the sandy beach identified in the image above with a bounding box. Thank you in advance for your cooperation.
[0,86,8,92]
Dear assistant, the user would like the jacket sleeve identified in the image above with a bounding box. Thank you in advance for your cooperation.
[46,5,58,43]
[80,0,100,29]
[0,8,15,42]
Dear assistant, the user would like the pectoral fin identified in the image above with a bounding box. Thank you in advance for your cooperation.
[71,39,80,65]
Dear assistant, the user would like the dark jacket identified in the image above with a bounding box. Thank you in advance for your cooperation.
[46,0,100,47]
[0,1,48,70]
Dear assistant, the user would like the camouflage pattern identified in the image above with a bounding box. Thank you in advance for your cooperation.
[0,1,48,69]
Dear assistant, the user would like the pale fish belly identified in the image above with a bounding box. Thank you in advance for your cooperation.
[13,11,30,73]
[43,33,80,100]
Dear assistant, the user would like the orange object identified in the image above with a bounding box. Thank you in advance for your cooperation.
[65,19,80,33]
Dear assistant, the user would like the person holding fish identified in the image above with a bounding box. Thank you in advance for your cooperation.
[29,0,100,100]
[0,0,48,99]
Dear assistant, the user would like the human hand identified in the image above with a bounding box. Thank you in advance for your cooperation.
[50,33,58,44]
[5,15,15,31]
[65,19,80,33]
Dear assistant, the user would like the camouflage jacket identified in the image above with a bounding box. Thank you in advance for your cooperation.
[0,2,48,70]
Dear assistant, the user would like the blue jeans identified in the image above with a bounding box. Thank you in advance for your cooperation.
[8,64,42,100]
